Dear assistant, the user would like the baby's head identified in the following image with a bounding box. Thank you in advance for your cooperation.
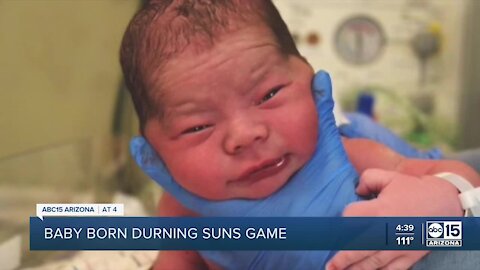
[120,0,319,200]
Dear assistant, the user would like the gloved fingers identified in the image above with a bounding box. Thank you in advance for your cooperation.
[338,113,368,138]
[312,70,337,137]
[338,124,360,138]
[356,169,400,196]
[130,136,169,176]
[422,148,443,160]
[341,112,443,160]
[310,70,350,164]
[130,136,205,205]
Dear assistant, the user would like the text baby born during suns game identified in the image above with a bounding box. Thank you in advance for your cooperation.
[44,227,288,240]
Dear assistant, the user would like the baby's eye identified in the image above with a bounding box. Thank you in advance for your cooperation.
[258,86,282,105]
[182,125,211,134]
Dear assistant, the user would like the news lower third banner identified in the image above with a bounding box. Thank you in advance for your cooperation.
[30,217,480,250]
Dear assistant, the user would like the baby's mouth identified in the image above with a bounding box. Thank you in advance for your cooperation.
[233,155,289,185]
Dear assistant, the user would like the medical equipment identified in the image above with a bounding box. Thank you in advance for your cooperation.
[274,0,468,148]
[435,173,480,217]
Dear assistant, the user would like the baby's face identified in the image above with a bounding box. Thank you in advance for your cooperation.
[144,25,318,200]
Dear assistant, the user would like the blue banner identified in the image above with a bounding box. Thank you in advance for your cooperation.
[30,217,480,250]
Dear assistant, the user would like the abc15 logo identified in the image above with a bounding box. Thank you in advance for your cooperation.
[426,221,462,240]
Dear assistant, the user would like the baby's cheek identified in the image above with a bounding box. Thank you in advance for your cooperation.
[169,153,227,199]
[282,102,318,156]
[292,124,317,159]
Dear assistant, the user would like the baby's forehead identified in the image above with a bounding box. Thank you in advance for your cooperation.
[149,31,294,114]
[160,49,286,95]
[156,42,284,87]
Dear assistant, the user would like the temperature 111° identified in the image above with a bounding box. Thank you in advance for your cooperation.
[396,236,414,246]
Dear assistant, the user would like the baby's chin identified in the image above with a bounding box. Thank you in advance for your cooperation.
[182,182,287,201]
[194,178,291,201]
[197,157,306,201]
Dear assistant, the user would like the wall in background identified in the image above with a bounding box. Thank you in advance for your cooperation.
[0,1,146,266]
[0,0,138,160]
[459,0,480,149]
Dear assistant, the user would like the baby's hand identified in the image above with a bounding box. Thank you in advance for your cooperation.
[327,168,463,270]
[326,250,427,270]
[345,168,463,217]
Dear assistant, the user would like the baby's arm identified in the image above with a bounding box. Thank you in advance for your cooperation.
[153,193,220,270]
[344,138,480,186]
[344,137,480,217]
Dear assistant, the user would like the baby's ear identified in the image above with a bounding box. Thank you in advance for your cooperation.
[297,54,312,67]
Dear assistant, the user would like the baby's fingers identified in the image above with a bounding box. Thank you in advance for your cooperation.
[356,169,405,196]
[343,200,380,217]
[326,251,378,270]
[327,251,427,270]
[379,251,428,270]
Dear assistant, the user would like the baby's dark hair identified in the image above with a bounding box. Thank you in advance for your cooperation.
[120,0,300,131]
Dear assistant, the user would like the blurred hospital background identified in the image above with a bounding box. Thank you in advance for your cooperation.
[0,0,479,269]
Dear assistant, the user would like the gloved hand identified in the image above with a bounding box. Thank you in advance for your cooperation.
[131,70,361,269]
[339,112,443,159]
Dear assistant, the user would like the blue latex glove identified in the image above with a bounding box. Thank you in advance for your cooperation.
[131,71,361,269]
[339,112,443,160]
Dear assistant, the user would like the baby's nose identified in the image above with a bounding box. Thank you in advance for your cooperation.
[223,117,269,155]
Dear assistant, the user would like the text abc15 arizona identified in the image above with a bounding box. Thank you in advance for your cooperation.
[426,221,462,247]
